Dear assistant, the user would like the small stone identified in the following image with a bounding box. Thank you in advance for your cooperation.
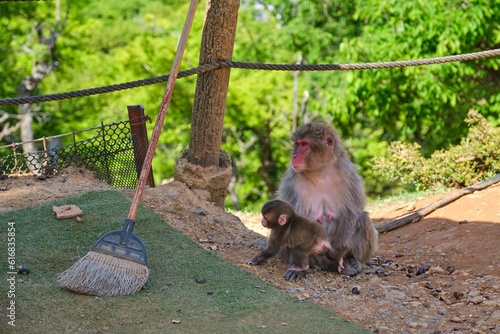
[376,268,388,277]
[191,207,207,216]
[408,301,423,307]
[488,310,500,323]
[429,266,446,274]
[445,265,456,274]
[17,266,30,275]
[470,296,483,305]
[352,287,361,294]
[416,266,427,276]
[450,317,463,323]
[376,326,392,332]
[468,290,481,297]
[408,322,418,328]
[483,300,497,307]
[405,202,416,211]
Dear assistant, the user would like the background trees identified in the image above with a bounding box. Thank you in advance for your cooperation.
[1,0,499,211]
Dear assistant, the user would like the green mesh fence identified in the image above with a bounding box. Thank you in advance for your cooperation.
[0,117,150,188]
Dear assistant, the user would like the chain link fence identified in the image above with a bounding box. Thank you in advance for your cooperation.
[0,114,152,189]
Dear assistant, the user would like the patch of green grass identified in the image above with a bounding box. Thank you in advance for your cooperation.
[0,190,368,333]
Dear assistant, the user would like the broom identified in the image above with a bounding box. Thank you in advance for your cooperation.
[58,0,199,297]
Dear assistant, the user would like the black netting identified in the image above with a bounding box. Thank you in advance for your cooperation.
[0,118,149,188]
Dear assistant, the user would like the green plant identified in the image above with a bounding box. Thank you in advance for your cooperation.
[374,109,500,190]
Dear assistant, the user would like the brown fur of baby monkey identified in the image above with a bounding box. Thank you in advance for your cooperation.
[245,199,342,282]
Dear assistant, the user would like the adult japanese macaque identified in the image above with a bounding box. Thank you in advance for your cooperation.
[277,122,378,276]
[245,199,342,281]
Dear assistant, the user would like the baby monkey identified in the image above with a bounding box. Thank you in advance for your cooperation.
[245,199,343,281]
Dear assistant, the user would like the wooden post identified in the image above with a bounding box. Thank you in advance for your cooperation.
[187,0,240,168]
[128,105,155,187]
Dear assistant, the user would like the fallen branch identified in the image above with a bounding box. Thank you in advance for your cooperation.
[376,174,500,233]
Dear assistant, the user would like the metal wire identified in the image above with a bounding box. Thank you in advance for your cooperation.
[0,117,149,188]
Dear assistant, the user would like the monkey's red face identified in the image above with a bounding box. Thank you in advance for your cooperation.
[291,135,335,172]
[291,139,310,171]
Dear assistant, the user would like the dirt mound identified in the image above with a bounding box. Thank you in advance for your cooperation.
[1,167,499,333]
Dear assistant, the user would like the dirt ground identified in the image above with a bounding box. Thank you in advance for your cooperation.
[1,167,499,333]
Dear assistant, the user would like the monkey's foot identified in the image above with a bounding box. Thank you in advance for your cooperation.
[340,258,362,276]
[284,270,307,282]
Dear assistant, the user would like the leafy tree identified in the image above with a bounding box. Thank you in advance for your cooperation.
[0,1,65,149]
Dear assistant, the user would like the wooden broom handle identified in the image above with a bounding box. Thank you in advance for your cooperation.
[127,0,199,220]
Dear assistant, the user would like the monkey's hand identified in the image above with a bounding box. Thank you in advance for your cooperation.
[337,258,344,273]
[245,255,266,265]
[284,269,307,282]
[244,258,257,265]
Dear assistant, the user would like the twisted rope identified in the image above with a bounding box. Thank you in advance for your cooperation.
[1,48,499,106]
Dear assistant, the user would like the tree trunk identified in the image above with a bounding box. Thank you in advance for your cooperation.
[18,3,65,153]
[257,118,278,197]
[175,0,240,207]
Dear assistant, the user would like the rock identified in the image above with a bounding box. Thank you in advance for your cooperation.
[483,300,497,307]
[376,326,393,332]
[405,201,416,211]
[429,266,446,274]
[416,266,427,276]
[469,296,483,305]
[407,322,418,328]
[488,310,500,323]
[407,301,423,307]
[445,265,456,275]
[450,317,463,323]
[469,290,482,297]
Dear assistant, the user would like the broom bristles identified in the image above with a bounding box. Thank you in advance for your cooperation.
[58,251,149,297]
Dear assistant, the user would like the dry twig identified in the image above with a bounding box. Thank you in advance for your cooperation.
[376,174,500,233]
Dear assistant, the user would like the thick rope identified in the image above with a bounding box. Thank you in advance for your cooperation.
[1,48,499,106]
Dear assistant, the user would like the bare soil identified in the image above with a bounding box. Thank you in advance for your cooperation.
[1,167,499,334]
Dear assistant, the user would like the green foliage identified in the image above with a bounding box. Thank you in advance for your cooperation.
[332,0,500,153]
[374,110,500,190]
